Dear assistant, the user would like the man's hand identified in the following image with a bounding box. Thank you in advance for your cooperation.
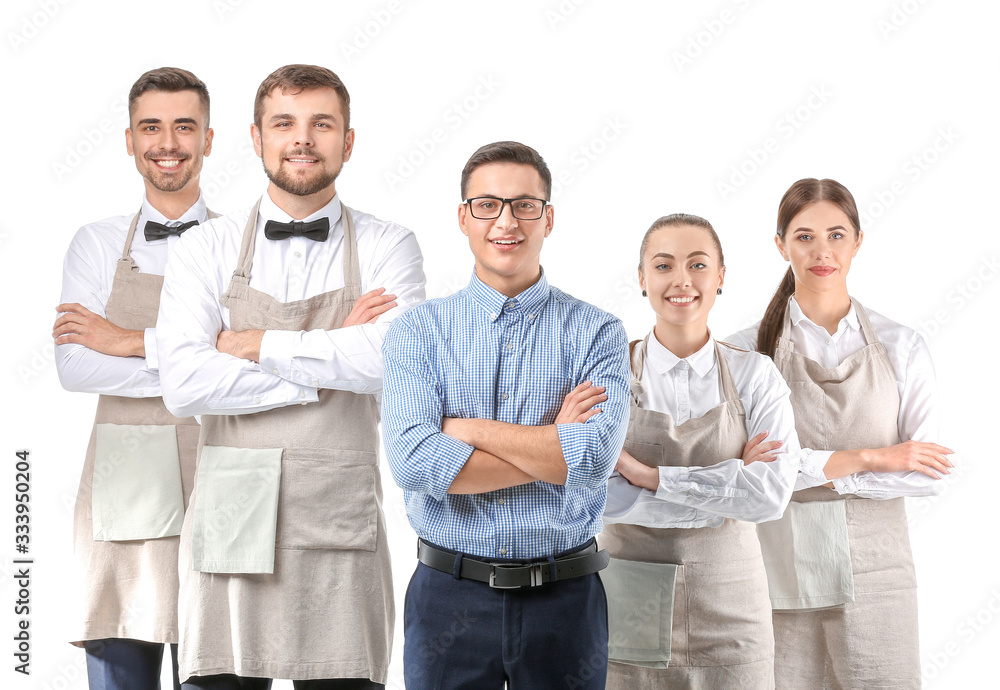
[555,381,607,424]
[741,431,783,465]
[53,303,144,357]
[343,287,397,328]
[615,449,658,491]
[216,329,265,363]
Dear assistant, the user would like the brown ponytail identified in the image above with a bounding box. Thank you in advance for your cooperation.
[757,178,860,359]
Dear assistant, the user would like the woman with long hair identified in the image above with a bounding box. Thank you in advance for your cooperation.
[727,178,954,688]
[600,213,800,688]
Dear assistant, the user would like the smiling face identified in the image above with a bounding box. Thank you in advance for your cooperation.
[251,86,353,210]
[776,200,862,294]
[639,223,725,334]
[125,89,212,195]
[458,162,553,297]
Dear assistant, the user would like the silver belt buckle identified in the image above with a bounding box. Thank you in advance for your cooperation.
[489,563,545,589]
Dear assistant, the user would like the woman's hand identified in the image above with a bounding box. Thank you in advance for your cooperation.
[864,440,954,478]
[555,381,607,424]
[615,449,658,491]
[741,431,783,464]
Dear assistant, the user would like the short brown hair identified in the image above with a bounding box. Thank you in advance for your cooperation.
[128,67,210,126]
[460,141,552,201]
[254,64,351,131]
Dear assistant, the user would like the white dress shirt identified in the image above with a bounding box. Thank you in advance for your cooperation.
[604,333,801,529]
[157,189,425,418]
[56,195,209,398]
[726,296,945,499]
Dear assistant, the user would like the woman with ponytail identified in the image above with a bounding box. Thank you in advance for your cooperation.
[728,178,954,688]
[599,213,801,689]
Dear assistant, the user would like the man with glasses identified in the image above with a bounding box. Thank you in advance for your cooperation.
[382,141,630,688]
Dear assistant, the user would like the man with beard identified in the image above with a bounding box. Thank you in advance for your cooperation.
[54,67,214,690]
[156,64,425,689]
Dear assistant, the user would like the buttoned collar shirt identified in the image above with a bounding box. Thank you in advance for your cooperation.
[382,269,630,560]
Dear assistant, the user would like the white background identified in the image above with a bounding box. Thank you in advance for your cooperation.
[2,0,998,688]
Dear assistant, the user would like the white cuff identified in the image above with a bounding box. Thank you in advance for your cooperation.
[655,465,691,500]
[143,328,158,370]
[259,329,294,380]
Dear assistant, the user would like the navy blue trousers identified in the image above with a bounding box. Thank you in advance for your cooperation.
[404,555,609,689]
[84,638,179,690]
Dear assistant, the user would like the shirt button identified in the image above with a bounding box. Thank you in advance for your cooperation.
[826,339,831,344]
[527,314,535,320]
[299,390,307,398]
[295,251,302,259]
[312,380,319,386]
[499,547,508,556]
[497,497,505,505]
[137,389,143,396]
[253,396,261,404]
[506,342,514,350]
[272,367,279,374]
[501,393,509,401]
[491,313,498,319]
[679,405,687,412]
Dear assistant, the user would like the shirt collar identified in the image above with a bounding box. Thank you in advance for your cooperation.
[788,295,860,335]
[466,268,551,322]
[259,188,343,226]
[646,330,716,378]
[139,193,208,226]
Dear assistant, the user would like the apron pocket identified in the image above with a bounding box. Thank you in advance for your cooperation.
[191,445,283,574]
[275,448,378,551]
[92,423,184,541]
[758,500,855,610]
[623,440,664,467]
[603,557,678,669]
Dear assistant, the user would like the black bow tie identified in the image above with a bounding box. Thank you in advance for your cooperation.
[264,218,330,242]
[144,219,199,241]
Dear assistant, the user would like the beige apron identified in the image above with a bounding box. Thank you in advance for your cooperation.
[600,338,774,690]
[176,199,393,684]
[71,210,211,645]
[761,298,919,689]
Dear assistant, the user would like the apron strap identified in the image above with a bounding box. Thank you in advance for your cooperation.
[775,295,796,356]
[233,198,264,280]
[207,208,220,220]
[340,202,362,290]
[628,334,650,403]
[849,297,880,346]
[714,341,746,415]
[120,211,142,260]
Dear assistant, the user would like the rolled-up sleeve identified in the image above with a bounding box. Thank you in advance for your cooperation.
[557,318,630,490]
[382,315,475,500]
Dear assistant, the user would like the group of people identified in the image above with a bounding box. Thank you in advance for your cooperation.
[55,63,952,690]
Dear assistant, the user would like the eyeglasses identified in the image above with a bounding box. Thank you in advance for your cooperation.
[464,196,548,220]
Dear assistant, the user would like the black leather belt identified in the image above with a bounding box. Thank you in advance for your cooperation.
[417,539,610,589]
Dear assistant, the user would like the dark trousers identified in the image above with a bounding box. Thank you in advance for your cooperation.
[404,559,609,689]
[181,676,383,689]
[84,638,180,690]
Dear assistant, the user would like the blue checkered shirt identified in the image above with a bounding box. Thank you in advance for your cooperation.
[382,270,630,559]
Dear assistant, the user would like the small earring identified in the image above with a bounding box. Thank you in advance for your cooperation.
[717,288,723,295]
[642,290,647,297]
